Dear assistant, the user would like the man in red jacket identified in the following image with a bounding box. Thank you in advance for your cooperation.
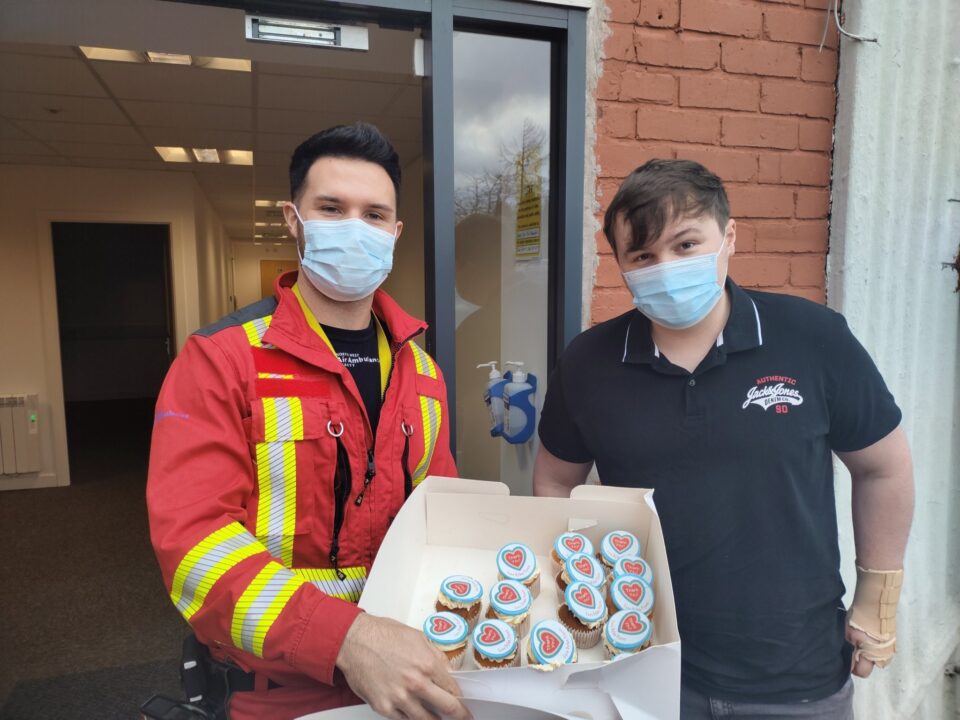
[148,123,470,720]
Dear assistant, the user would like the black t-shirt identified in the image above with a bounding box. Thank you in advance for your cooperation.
[538,279,901,703]
[321,318,384,434]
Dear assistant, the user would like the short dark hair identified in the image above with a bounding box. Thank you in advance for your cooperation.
[289,122,401,204]
[603,159,729,257]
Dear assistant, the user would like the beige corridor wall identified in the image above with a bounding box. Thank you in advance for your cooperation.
[0,164,228,490]
[231,241,299,309]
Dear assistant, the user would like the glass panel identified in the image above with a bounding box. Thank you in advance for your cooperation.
[452,31,551,494]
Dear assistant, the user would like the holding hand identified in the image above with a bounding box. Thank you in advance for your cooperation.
[336,613,473,720]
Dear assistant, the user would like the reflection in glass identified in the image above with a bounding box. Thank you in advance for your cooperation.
[453,32,551,493]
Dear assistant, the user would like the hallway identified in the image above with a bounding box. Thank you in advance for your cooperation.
[0,399,185,719]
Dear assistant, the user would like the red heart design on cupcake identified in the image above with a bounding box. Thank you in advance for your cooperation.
[573,586,595,607]
[449,581,469,597]
[622,612,645,634]
[480,625,503,645]
[623,561,644,576]
[539,630,561,656]
[504,549,525,568]
[432,617,453,634]
[563,537,583,552]
[621,582,644,603]
[611,534,632,553]
[497,584,519,603]
[573,557,593,575]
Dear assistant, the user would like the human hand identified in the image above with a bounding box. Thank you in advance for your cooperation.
[336,613,472,720]
[845,620,878,678]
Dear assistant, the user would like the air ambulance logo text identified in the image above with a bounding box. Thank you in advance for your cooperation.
[742,375,804,413]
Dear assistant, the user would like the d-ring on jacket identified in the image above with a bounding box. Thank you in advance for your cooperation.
[147,271,457,717]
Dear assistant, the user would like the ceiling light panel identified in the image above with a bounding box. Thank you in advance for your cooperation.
[222,149,253,165]
[193,56,252,72]
[192,148,220,163]
[146,51,192,65]
[154,146,191,162]
[79,46,144,63]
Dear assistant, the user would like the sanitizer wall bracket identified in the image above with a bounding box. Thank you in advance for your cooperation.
[501,365,537,445]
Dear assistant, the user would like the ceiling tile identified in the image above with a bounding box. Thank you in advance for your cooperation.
[27,120,142,145]
[0,138,59,156]
[121,99,253,131]
[139,126,253,150]
[258,76,396,115]
[93,62,252,106]
[0,43,78,58]
[0,92,128,125]
[49,140,156,161]
[0,53,107,97]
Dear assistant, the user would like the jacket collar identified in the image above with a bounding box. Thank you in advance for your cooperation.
[263,271,428,369]
[622,278,763,365]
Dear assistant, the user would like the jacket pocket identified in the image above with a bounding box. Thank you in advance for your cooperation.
[247,397,340,561]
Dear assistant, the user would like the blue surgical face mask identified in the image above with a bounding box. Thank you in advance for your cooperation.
[622,240,727,330]
[291,205,396,302]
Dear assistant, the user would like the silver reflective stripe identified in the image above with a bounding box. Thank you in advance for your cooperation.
[305,575,365,598]
[261,442,289,559]
[238,568,293,653]
[175,531,260,616]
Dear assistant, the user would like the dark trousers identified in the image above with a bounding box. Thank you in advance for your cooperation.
[680,677,854,719]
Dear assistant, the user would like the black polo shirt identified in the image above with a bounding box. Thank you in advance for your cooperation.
[539,279,901,703]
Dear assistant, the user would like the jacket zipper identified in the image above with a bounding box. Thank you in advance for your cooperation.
[329,435,351,580]
[353,335,418,508]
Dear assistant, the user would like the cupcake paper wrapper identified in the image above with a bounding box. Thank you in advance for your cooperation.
[565,621,603,649]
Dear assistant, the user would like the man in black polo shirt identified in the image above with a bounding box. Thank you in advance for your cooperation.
[534,160,914,717]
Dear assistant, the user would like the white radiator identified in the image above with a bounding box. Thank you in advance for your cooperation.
[0,394,40,475]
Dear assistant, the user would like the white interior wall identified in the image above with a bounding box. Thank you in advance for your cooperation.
[231,241,298,309]
[0,164,229,490]
[828,2,960,717]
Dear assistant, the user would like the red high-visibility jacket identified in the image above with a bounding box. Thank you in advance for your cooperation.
[147,272,456,715]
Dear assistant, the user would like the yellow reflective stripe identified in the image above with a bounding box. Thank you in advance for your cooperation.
[293,282,392,398]
[258,372,294,379]
[231,561,307,657]
[294,566,367,602]
[262,397,304,442]
[242,316,272,348]
[170,523,263,621]
[408,343,442,486]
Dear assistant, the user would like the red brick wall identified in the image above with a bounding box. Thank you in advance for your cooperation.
[592,0,839,324]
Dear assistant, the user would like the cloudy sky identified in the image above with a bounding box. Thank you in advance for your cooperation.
[452,32,551,191]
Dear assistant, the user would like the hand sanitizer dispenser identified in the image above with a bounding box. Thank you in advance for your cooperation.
[476,362,506,437]
[502,361,536,444]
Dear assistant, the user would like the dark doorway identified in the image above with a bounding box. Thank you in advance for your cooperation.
[52,222,174,484]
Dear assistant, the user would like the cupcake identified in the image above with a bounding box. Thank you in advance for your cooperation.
[435,575,483,630]
[557,581,607,648]
[526,620,577,671]
[598,530,641,570]
[423,611,469,669]
[496,542,541,598]
[556,552,606,602]
[471,618,520,669]
[606,574,655,618]
[603,610,653,659]
[485,580,533,638]
[610,556,653,587]
[551,531,594,572]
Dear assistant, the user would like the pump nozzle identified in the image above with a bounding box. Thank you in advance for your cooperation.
[504,361,527,383]
[476,361,502,379]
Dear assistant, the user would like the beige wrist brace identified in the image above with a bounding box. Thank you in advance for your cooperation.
[847,565,903,668]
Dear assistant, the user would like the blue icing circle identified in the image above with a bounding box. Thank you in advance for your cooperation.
[564,552,605,587]
[472,618,517,659]
[423,611,468,646]
[563,581,606,624]
[439,575,482,604]
[600,530,640,564]
[553,532,594,561]
[489,580,532,617]
[610,574,654,614]
[529,620,576,665]
[496,542,537,581]
[604,610,652,651]
[613,557,653,585]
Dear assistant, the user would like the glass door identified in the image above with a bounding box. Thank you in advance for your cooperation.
[451,30,552,492]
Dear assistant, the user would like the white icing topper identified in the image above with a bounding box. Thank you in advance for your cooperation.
[423,611,469,646]
[600,530,640,564]
[489,580,532,617]
[440,575,482,604]
[613,556,653,585]
[529,620,577,665]
[565,552,605,587]
[554,531,594,562]
[610,575,654,614]
[496,542,537,581]
[605,610,652,650]
[563,581,606,624]
[472,618,517,659]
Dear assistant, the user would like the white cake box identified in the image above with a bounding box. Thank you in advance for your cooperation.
[306,477,680,720]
